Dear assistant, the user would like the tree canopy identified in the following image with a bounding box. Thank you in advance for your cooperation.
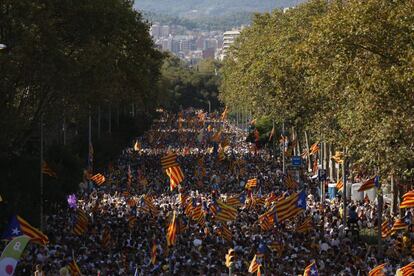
[220,0,414,180]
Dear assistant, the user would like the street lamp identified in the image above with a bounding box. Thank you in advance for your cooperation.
[0,44,7,50]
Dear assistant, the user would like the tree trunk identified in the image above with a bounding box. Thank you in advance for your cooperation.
[304,131,311,172]
[97,105,101,139]
[108,104,112,134]
[329,144,334,181]
[391,174,398,216]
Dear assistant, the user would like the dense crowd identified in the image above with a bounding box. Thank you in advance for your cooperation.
[15,109,414,275]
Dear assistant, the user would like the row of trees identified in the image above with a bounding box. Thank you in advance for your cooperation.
[0,0,164,224]
[220,0,413,191]
[158,55,222,112]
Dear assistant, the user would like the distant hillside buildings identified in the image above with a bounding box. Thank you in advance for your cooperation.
[150,22,242,64]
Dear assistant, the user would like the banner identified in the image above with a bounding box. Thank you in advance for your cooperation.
[0,235,30,276]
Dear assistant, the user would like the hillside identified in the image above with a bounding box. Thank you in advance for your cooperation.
[134,0,301,17]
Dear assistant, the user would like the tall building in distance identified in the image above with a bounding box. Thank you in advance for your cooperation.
[220,29,241,60]
[150,21,244,64]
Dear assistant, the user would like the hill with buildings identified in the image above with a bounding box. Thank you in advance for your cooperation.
[134,0,301,17]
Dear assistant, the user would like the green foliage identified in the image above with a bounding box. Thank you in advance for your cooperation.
[134,0,299,17]
[158,55,222,111]
[220,0,414,180]
[143,11,253,31]
[0,0,164,224]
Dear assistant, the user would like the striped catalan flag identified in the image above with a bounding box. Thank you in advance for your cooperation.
[248,254,262,275]
[336,179,343,191]
[259,212,276,231]
[90,173,105,186]
[284,174,298,190]
[151,239,157,265]
[259,191,306,225]
[396,261,414,276]
[167,212,178,247]
[166,166,185,191]
[245,178,257,190]
[41,161,57,178]
[296,217,313,233]
[128,216,137,229]
[303,261,318,276]
[161,153,179,170]
[210,199,238,223]
[217,225,233,242]
[127,165,132,187]
[309,142,319,155]
[16,216,49,245]
[140,195,159,217]
[68,259,81,276]
[72,209,89,236]
[218,148,226,161]
[101,226,111,249]
[391,219,408,234]
[400,190,414,209]
[221,106,228,121]
[381,220,392,238]
[368,263,386,276]
[358,176,379,192]
[226,193,246,208]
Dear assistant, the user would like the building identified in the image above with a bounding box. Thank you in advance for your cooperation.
[150,24,161,39]
[161,25,170,37]
[220,30,241,60]
[202,48,215,59]
[203,38,218,51]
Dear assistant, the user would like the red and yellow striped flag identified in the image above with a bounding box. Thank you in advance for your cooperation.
[161,153,179,170]
[90,173,105,185]
[396,261,414,276]
[68,259,81,276]
[41,161,57,178]
[151,239,157,265]
[309,142,319,155]
[248,254,262,275]
[72,209,89,236]
[166,166,185,191]
[296,217,313,233]
[128,216,137,229]
[101,226,111,249]
[336,179,343,191]
[210,199,238,222]
[381,220,392,238]
[400,190,414,209]
[284,174,298,190]
[245,178,257,190]
[368,263,386,276]
[217,225,233,242]
[167,212,178,247]
[358,176,379,192]
[17,216,49,245]
[391,219,408,234]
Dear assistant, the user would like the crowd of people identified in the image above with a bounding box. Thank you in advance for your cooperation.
[14,109,414,275]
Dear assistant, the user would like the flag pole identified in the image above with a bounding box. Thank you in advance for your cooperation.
[40,114,44,231]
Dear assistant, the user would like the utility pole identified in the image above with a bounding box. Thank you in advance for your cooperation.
[40,114,44,231]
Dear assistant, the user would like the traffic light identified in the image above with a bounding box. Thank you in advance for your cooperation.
[225,248,235,268]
